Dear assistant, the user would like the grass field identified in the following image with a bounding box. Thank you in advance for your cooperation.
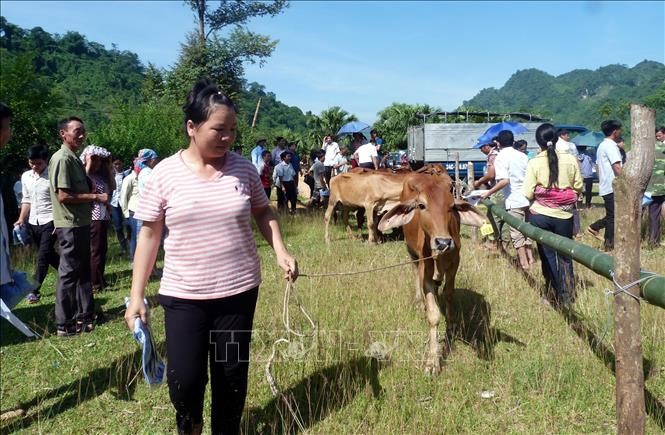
[1,204,664,434]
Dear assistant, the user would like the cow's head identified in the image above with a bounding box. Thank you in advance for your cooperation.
[378,174,487,254]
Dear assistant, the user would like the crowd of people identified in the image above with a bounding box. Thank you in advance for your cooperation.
[476,121,665,308]
[248,128,400,211]
[2,88,664,432]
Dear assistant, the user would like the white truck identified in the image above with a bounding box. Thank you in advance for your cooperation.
[406,112,550,180]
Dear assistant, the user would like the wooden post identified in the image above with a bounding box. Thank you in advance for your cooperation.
[454,152,461,198]
[251,97,262,129]
[468,162,478,241]
[613,103,655,434]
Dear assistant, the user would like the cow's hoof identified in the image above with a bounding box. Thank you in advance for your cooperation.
[423,357,441,376]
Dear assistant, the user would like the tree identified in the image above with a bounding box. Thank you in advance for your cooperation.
[168,1,288,99]
[0,51,62,172]
[141,63,166,102]
[373,103,440,150]
[186,0,288,43]
[89,99,183,164]
[305,107,357,146]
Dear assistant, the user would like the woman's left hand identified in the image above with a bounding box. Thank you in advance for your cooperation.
[277,251,299,282]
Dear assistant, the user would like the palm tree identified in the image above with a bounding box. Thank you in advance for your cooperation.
[306,106,358,147]
[373,103,440,150]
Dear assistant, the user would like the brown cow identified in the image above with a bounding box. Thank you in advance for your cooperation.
[378,173,486,375]
[324,164,449,244]
[324,170,408,244]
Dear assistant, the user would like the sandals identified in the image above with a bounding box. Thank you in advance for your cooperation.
[26,293,40,304]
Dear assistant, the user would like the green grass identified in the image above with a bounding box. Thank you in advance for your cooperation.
[1,204,664,434]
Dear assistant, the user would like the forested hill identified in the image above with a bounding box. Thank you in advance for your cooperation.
[0,17,308,163]
[0,16,145,128]
[461,61,665,127]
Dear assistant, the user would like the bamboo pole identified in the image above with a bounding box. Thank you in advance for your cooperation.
[480,199,665,309]
[251,97,262,129]
[613,104,655,434]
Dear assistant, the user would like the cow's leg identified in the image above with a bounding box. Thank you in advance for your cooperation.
[440,255,460,344]
[343,207,356,240]
[420,259,442,375]
[410,260,424,311]
[324,199,337,244]
[366,205,378,244]
[356,208,365,234]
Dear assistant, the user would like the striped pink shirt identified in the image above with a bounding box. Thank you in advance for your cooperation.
[134,150,270,300]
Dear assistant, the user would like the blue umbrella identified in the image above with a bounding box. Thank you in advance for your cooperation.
[474,121,529,147]
[572,131,604,148]
[336,121,370,137]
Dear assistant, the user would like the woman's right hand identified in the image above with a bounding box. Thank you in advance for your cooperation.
[124,297,148,330]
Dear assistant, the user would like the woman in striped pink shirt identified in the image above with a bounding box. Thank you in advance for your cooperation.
[125,79,298,435]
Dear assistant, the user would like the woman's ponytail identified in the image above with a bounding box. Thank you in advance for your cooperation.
[536,124,560,188]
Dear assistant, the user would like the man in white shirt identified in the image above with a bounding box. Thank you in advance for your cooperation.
[588,120,623,251]
[481,130,534,269]
[354,140,379,170]
[14,145,59,303]
[555,129,578,157]
[321,135,339,186]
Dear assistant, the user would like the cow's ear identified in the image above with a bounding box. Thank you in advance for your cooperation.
[378,203,416,231]
[453,199,488,227]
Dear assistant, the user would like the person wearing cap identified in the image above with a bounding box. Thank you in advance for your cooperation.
[473,138,499,189]
[14,145,59,304]
[250,138,267,168]
[49,116,106,336]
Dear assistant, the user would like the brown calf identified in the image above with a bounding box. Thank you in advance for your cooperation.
[378,173,486,374]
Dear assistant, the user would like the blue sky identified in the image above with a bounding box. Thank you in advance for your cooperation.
[2,1,664,123]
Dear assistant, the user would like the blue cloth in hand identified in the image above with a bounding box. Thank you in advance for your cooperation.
[124,297,165,386]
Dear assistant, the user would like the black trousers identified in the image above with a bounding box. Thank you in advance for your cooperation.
[589,193,615,250]
[282,180,297,211]
[583,178,594,207]
[27,221,59,294]
[648,195,665,246]
[159,287,259,435]
[263,187,271,202]
[55,226,95,327]
[275,185,286,210]
[323,166,333,189]
[528,213,575,305]
[110,204,129,252]
[90,220,109,289]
